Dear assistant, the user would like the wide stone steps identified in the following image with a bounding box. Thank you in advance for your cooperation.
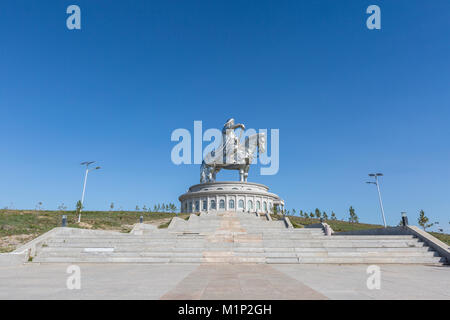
[44,234,416,241]
[267,256,444,264]
[31,211,445,264]
[34,255,443,264]
[41,241,425,249]
[37,246,433,253]
[36,250,437,259]
[35,242,438,264]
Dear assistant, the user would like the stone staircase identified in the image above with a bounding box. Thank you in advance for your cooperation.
[32,211,445,264]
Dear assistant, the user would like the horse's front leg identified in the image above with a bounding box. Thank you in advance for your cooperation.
[211,167,219,182]
[212,169,217,181]
[239,167,244,182]
[244,165,249,182]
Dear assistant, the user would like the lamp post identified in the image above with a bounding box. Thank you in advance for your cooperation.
[401,212,408,227]
[78,161,101,223]
[366,173,387,228]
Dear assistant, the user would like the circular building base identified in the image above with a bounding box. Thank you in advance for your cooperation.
[179,181,284,214]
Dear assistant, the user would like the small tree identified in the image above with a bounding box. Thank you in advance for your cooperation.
[309,212,314,218]
[348,206,359,223]
[110,202,114,211]
[58,203,67,212]
[142,205,148,212]
[314,208,321,219]
[417,210,434,231]
[135,205,140,211]
[292,209,296,216]
[76,200,83,212]
[76,200,83,222]
[322,211,328,220]
[330,212,336,220]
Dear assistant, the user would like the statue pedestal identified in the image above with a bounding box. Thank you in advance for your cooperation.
[179,181,284,214]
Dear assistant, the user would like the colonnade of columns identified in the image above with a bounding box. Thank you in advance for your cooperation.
[181,195,276,214]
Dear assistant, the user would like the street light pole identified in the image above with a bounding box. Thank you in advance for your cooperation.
[81,168,89,206]
[367,173,387,228]
[374,174,387,228]
[78,161,100,223]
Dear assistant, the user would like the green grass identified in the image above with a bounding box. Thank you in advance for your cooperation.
[286,215,450,245]
[158,213,194,228]
[286,215,384,232]
[0,209,184,236]
[158,220,172,229]
[0,245,15,253]
[269,214,283,221]
[430,232,450,246]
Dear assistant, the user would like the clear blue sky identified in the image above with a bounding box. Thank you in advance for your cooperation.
[1,1,449,231]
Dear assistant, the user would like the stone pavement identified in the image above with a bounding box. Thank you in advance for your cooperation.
[0,263,448,299]
[160,264,327,300]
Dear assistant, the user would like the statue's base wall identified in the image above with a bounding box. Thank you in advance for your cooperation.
[178,181,284,214]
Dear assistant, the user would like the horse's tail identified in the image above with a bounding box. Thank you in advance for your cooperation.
[257,132,266,154]
[200,160,206,173]
[244,133,266,155]
[200,160,206,183]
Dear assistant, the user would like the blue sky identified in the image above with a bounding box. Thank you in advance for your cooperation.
[1,1,449,231]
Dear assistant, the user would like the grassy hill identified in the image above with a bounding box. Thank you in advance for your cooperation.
[0,209,188,253]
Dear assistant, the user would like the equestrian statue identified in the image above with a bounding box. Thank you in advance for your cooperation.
[200,118,266,183]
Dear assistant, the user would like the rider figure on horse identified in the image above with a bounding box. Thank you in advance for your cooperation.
[221,118,245,165]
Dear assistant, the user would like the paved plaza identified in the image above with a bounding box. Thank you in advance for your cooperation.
[0,263,448,299]
[2,210,448,299]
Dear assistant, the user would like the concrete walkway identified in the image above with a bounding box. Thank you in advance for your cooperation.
[161,264,327,300]
[0,263,448,299]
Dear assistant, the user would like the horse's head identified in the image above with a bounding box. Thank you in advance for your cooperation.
[243,133,266,163]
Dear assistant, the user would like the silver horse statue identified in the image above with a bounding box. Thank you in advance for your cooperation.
[200,118,266,183]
